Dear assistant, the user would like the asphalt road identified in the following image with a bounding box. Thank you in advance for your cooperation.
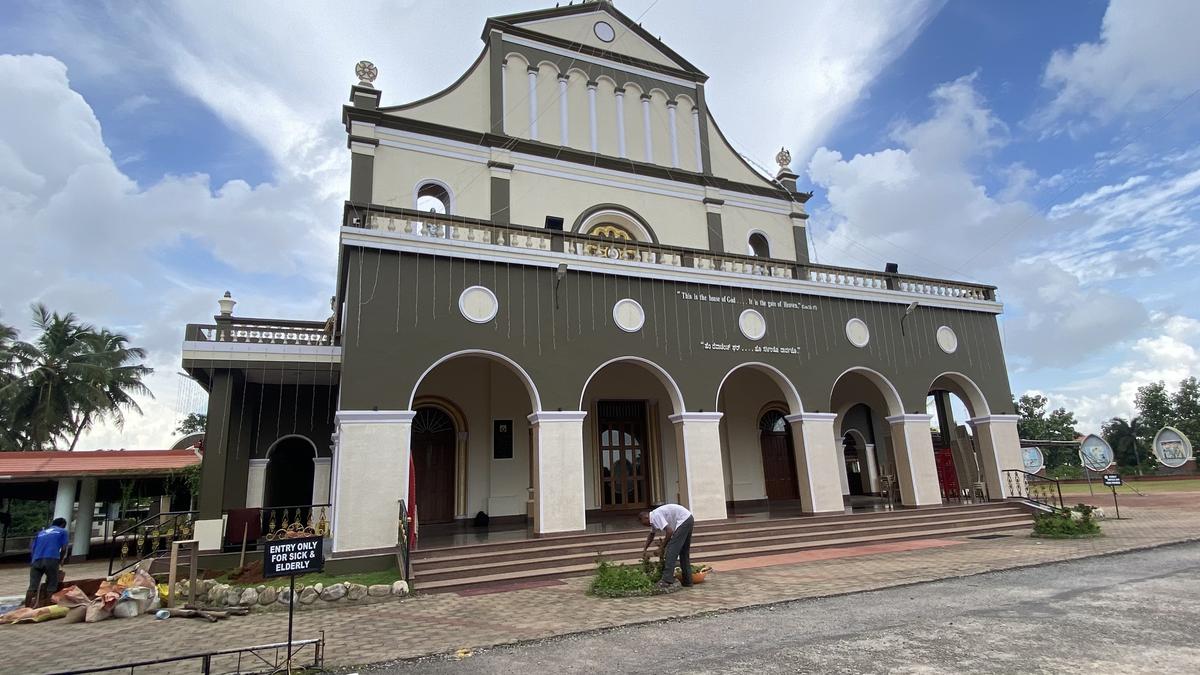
[365,541,1200,674]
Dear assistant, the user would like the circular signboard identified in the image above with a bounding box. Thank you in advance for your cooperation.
[1022,446,1045,474]
[1079,433,1114,472]
[1152,426,1193,468]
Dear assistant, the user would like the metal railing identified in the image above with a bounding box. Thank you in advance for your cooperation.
[185,316,336,346]
[1003,469,1064,511]
[350,206,997,302]
[259,503,331,541]
[108,510,197,576]
[47,634,323,674]
[397,499,412,581]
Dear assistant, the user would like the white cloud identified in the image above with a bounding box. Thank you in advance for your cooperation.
[1038,0,1200,127]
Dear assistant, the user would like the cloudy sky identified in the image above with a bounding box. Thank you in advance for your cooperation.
[1,0,1197,447]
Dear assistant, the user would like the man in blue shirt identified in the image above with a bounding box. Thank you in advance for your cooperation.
[28,518,69,605]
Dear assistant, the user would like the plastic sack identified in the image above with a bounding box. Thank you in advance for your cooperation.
[0,607,36,625]
[130,567,156,590]
[112,599,140,619]
[63,606,87,624]
[51,585,91,609]
[85,597,114,623]
[122,586,156,614]
[5,605,69,624]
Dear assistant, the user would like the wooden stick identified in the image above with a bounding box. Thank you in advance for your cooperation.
[239,521,249,569]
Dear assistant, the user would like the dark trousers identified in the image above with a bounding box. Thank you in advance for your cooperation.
[661,516,694,585]
[29,558,60,593]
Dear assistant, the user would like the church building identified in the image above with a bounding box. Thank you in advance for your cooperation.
[182,1,1025,575]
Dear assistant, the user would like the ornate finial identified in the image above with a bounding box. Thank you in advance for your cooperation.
[355,60,378,87]
[775,147,792,170]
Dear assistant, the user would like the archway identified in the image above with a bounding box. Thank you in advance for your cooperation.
[714,363,804,508]
[264,435,316,509]
[759,407,800,501]
[410,351,541,524]
[927,372,993,499]
[841,430,868,496]
[830,368,905,503]
[579,357,684,511]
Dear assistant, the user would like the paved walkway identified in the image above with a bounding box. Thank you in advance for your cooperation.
[2,496,1198,674]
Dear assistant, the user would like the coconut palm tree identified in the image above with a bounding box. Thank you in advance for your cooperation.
[0,318,20,450]
[65,328,153,450]
[1102,416,1145,474]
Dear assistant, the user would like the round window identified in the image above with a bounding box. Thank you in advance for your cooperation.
[594,21,616,43]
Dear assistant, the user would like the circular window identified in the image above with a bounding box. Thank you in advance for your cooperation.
[936,325,958,354]
[458,286,498,324]
[594,21,616,42]
[739,309,766,341]
[845,318,870,348]
[612,298,645,333]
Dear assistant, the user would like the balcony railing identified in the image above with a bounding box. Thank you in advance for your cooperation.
[185,317,336,346]
[347,206,996,302]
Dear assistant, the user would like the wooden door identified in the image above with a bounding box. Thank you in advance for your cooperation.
[597,401,650,510]
[759,410,800,501]
[412,407,456,523]
[934,446,959,500]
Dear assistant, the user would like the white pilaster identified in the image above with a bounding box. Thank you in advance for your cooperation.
[785,413,845,513]
[863,443,881,493]
[667,100,679,167]
[528,411,588,534]
[331,410,415,553]
[527,67,539,140]
[615,88,627,158]
[668,412,728,521]
[587,81,598,152]
[313,457,332,505]
[692,106,703,172]
[500,61,508,135]
[886,414,943,506]
[53,478,77,522]
[641,95,653,162]
[968,414,1023,499]
[558,74,569,146]
[71,477,97,559]
[246,459,268,509]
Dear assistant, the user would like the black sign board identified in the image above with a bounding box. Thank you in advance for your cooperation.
[1103,474,1122,487]
[263,535,324,578]
[493,419,514,460]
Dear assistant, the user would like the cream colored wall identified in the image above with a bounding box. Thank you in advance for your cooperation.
[720,204,796,259]
[389,50,491,133]
[566,69,590,148]
[705,111,775,187]
[518,12,684,69]
[372,144,490,220]
[504,54,532,139]
[594,77,619,157]
[413,357,534,519]
[718,369,789,502]
[536,62,561,144]
[581,362,680,509]
[621,82,642,159]
[509,169,708,248]
[648,90,672,166]
[675,95,699,172]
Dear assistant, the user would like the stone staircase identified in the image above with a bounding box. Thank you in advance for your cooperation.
[410,502,1033,593]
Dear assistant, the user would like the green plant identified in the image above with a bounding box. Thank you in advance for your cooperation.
[589,559,656,598]
[1032,503,1102,538]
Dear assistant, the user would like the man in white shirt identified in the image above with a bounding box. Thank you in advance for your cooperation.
[639,503,694,589]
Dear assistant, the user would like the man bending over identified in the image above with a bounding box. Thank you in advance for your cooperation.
[639,503,694,590]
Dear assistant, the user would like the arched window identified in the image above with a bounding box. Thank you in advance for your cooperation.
[748,232,770,258]
[414,180,452,214]
[759,409,788,434]
[587,223,635,240]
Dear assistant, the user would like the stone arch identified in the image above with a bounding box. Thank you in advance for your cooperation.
[266,433,318,459]
[715,362,804,414]
[413,178,454,214]
[829,366,905,418]
[409,349,542,412]
[928,371,991,419]
[263,435,317,509]
[571,204,659,243]
[578,356,685,415]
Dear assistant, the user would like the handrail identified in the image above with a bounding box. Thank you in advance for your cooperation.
[108,510,197,576]
[398,499,412,582]
[46,634,323,674]
[185,319,337,346]
[1003,469,1064,511]
[346,203,998,302]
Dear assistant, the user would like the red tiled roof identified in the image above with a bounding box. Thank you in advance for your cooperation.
[0,449,201,480]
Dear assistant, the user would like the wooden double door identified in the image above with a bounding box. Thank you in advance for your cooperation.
[759,410,801,501]
[412,406,456,524]
[597,400,652,510]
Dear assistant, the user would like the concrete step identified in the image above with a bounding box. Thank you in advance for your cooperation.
[415,519,1032,592]
[412,513,1032,583]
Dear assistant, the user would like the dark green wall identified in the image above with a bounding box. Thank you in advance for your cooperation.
[337,248,1015,416]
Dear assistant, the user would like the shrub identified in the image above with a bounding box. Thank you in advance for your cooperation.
[1032,503,1102,538]
[589,560,656,598]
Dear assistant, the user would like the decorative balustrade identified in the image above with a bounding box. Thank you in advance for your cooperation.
[257,503,331,542]
[109,510,197,576]
[352,207,996,302]
[1003,470,1064,511]
[186,318,335,346]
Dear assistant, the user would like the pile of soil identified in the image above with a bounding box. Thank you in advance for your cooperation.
[226,560,266,584]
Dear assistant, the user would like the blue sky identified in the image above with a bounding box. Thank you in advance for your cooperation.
[1,0,1197,447]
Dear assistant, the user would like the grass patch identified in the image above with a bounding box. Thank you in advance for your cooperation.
[219,563,402,589]
[588,560,659,598]
[1032,504,1102,539]
[1057,478,1200,494]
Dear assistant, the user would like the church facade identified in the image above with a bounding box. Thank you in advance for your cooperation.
[184,2,1023,562]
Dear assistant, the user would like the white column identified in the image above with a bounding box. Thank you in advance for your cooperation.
[557,74,569,146]
[786,413,845,513]
[331,410,414,553]
[313,457,332,505]
[615,88,627,158]
[691,107,703,172]
[863,443,881,493]
[71,477,97,559]
[587,81,598,152]
[641,95,653,162]
[669,412,728,521]
[53,478,77,522]
[500,61,508,135]
[528,411,588,534]
[104,502,119,540]
[968,414,1023,499]
[246,459,267,509]
[527,67,539,140]
[667,100,679,167]
[886,414,943,506]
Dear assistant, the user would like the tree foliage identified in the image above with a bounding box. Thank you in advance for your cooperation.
[176,412,207,436]
[1014,394,1079,468]
[0,304,152,451]
[1102,378,1200,468]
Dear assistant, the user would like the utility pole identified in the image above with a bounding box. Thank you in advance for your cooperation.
[1131,417,1144,476]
